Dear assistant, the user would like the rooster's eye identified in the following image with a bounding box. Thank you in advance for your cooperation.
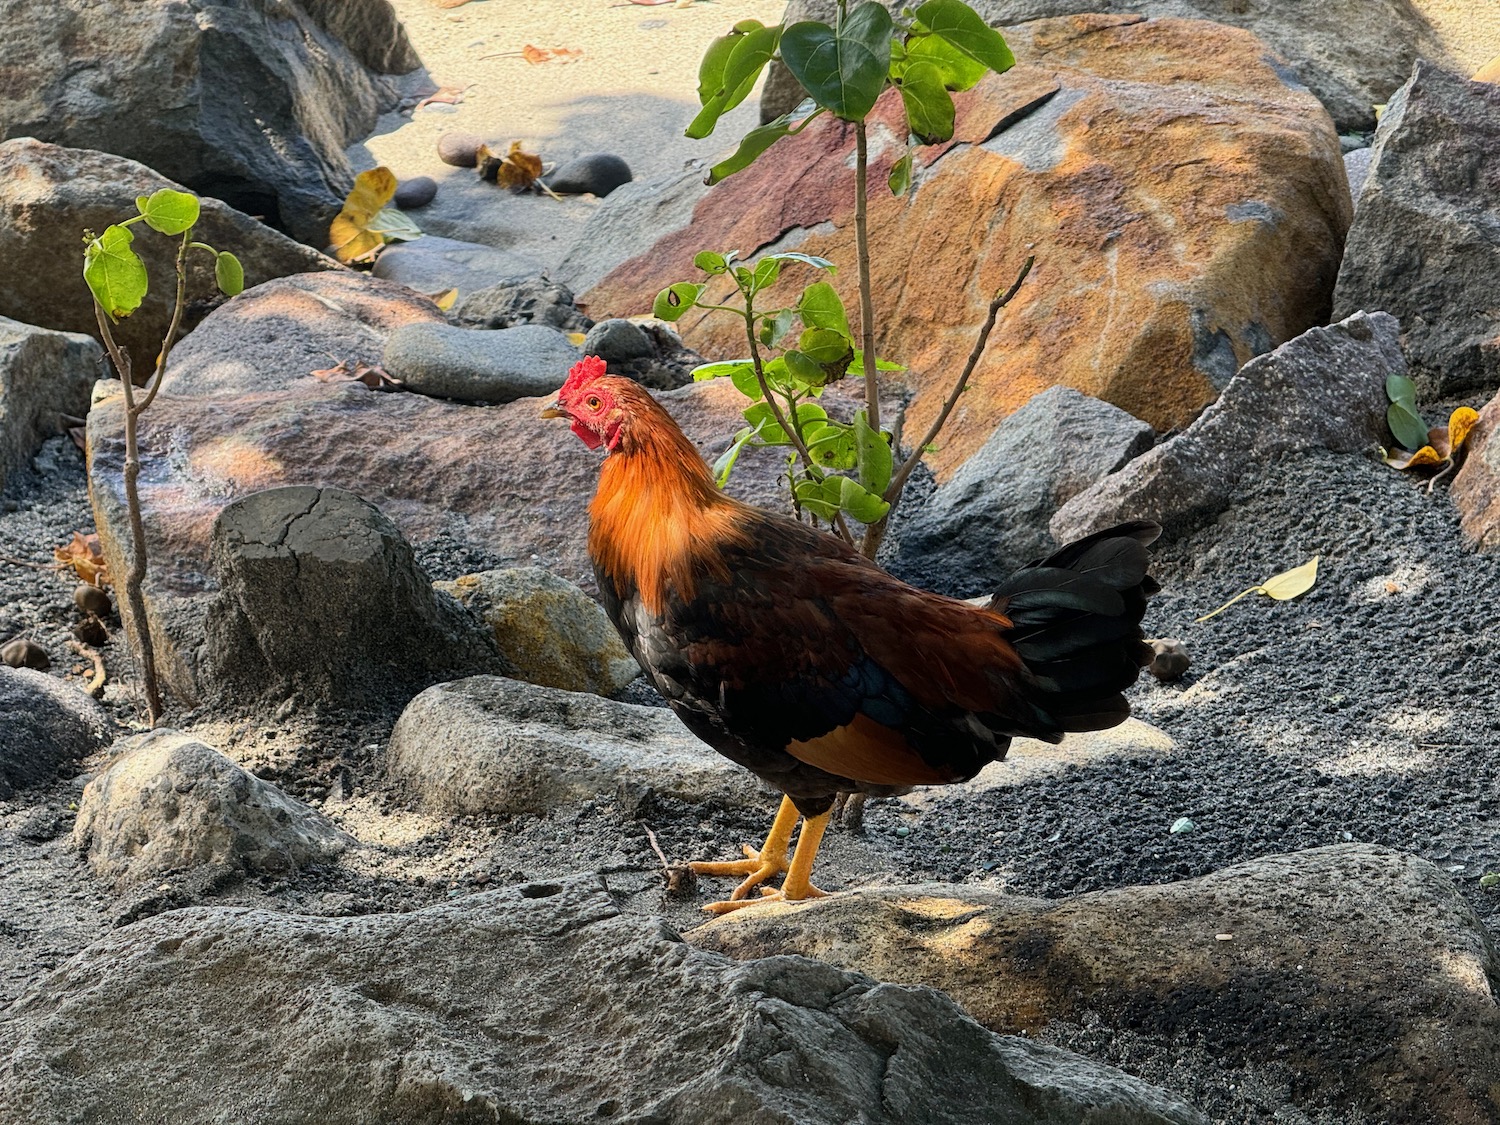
[585,395,601,410]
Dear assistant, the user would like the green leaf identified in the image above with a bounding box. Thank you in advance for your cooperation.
[692,359,754,381]
[896,59,955,143]
[1386,372,1417,408]
[797,282,851,337]
[369,207,422,243]
[854,409,893,495]
[687,24,781,138]
[851,348,906,372]
[742,401,790,444]
[215,251,245,296]
[904,30,988,90]
[912,0,1015,73]
[758,307,796,348]
[706,115,796,184]
[800,326,851,363]
[731,363,766,400]
[652,282,705,322]
[794,479,842,520]
[694,250,728,274]
[136,188,200,235]
[696,26,749,105]
[751,256,783,292]
[712,421,764,487]
[784,349,828,387]
[780,4,893,121]
[888,149,913,195]
[83,224,149,321]
[1388,401,1429,451]
[831,475,891,523]
[806,421,858,470]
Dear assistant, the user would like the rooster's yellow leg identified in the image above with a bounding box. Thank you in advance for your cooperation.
[702,811,831,915]
[689,795,799,900]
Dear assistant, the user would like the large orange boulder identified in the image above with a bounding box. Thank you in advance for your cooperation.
[583,14,1351,479]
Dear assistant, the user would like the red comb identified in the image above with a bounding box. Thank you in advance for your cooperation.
[559,354,607,399]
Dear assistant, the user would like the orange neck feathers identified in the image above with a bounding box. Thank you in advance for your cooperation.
[587,384,749,615]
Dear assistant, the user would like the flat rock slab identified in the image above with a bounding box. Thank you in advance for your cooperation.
[383,322,581,403]
[371,234,542,299]
[583,13,1351,478]
[1334,61,1500,398]
[0,875,1205,1124]
[0,317,100,492]
[72,729,348,891]
[691,845,1500,1124]
[387,676,767,815]
[0,668,112,799]
[1051,311,1400,540]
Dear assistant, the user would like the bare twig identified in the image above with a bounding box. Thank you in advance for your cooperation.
[67,639,106,698]
[643,823,672,872]
[0,554,53,571]
[853,120,880,437]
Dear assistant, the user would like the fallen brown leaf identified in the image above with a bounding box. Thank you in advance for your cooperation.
[311,360,405,392]
[54,532,108,587]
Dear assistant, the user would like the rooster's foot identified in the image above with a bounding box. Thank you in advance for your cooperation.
[701,882,830,915]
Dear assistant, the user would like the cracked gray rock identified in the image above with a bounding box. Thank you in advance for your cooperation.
[0,317,100,493]
[198,485,509,710]
[0,875,1206,1124]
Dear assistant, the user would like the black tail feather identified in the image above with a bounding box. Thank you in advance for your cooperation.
[993,521,1160,736]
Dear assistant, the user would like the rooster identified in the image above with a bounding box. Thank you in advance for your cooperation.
[544,356,1159,913]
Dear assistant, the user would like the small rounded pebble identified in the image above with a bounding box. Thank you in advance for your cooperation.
[583,318,654,363]
[437,131,485,169]
[894,825,911,838]
[2,638,50,671]
[74,583,111,616]
[73,617,108,646]
[544,153,634,198]
[1169,816,1196,835]
[1148,637,1190,682]
[394,175,438,210]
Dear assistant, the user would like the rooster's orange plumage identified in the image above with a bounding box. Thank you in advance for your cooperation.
[546,356,1159,911]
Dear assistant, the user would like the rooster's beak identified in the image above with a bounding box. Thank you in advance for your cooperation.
[540,402,566,419]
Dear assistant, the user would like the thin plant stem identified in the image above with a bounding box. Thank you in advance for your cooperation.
[94,304,164,727]
[853,120,880,437]
[861,256,1034,560]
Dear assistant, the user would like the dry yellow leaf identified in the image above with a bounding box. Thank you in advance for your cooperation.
[427,288,459,311]
[330,167,398,263]
[1258,555,1319,601]
[1449,406,1481,453]
[1384,444,1446,470]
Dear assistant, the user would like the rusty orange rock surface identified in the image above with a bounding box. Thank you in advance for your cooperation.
[584,14,1352,479]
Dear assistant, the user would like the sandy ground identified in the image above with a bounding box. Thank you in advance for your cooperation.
[351,0,785,273]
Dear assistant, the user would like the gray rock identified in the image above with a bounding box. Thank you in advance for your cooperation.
[583,317,654,363]
[0,0,416,245]
[0,875,1205,1124]
[0,139,341,374]
[545,152,634,197]
[759,0,1455,133]
[1051,311,1402,541]
[384,322,580,402]
[434,568,640,696]
[72,729,347,890]
[199,486,508,709]
[387,676,767,815]
[454,275,593,332]
[692,845,1495,1124]
[1333,62,1500,398]
[371,235,542,300]
[0,318,100,492]
[1343,146,1374,202]
[0,667,112,799]
[392,175,437,210]
[555,161,711,296]
[891,386,1154,597]
[436,130,485,168]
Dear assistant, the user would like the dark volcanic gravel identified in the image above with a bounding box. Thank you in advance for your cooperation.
[875,448,1500,932]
